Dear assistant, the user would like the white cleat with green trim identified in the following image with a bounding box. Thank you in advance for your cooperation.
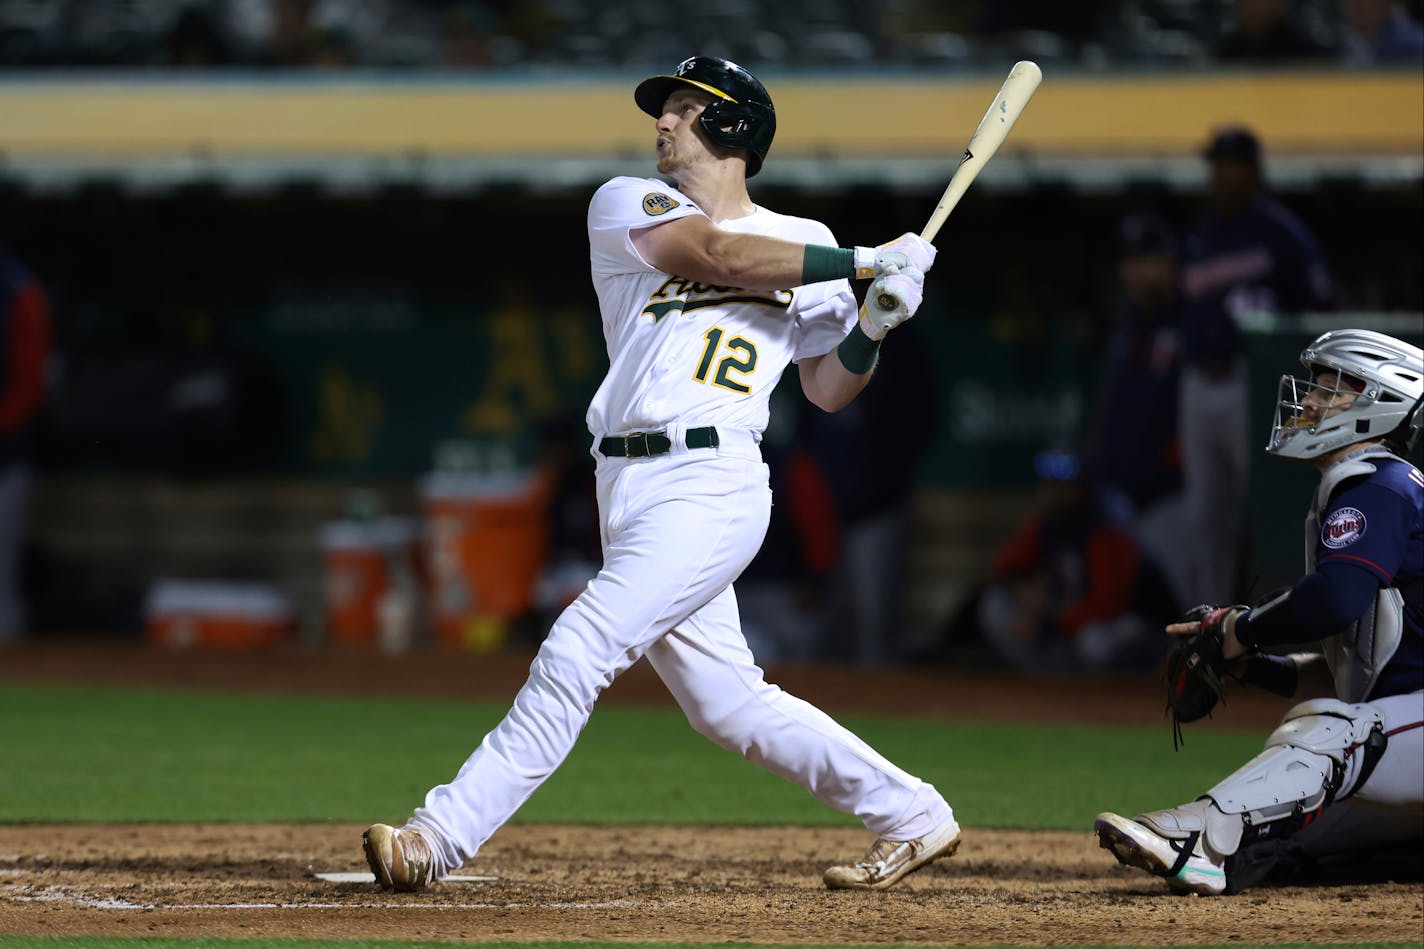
[1094,810,1228,895]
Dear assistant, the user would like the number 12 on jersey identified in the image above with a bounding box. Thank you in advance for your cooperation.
[694,327,758,393]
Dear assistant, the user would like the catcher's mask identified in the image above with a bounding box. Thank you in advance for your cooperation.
[634,56,776,177]
[1267,329,1424,460]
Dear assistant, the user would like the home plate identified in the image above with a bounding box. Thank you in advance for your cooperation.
[314,872,498,883]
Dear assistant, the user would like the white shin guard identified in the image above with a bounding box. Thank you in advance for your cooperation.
[1144,698,1388,861]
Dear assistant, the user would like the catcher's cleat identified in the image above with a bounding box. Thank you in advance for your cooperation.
[823,818,961,890]
[363,823,434,892]
[1094,811,1227,895]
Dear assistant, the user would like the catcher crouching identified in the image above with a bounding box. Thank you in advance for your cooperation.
[1095,329,1424,895]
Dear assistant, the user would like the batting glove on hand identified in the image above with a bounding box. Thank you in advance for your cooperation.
[853,233,937,279]
[858,265,923,341]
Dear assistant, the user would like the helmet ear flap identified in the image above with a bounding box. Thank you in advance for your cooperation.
[634,56,776,176]
[697,99,774,176]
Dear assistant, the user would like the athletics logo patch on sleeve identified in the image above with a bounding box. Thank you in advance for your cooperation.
[643,193,680,216]
[1322,507,1367,549]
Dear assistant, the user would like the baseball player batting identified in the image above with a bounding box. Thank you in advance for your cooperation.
[1096,329,1424,895]
[363,55,959,892]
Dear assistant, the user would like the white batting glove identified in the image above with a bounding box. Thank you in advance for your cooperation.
[852,233,937,279]
[858,265,924,341]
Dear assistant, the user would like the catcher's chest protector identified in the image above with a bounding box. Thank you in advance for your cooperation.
[1305,448,1408,703]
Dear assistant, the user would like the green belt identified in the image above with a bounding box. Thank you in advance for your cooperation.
[598,426,720,458]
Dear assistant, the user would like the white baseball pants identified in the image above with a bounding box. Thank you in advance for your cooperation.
[1290,690,1424,855]
[409,435,952,877]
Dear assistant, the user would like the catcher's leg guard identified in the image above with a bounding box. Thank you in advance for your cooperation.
[1146,699,1387,866]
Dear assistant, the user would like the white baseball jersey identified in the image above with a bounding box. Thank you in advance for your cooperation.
[585,176,856,438]
[405,175,957,880]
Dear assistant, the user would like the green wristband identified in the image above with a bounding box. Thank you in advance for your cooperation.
[802,245,856,284]
[836,323,881,374]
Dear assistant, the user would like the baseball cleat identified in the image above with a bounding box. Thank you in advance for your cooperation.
[1094,811,1227,895]
[363,823,434,892]
[823,818,961,890]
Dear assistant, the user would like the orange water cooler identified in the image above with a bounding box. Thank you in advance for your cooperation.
[420,469,551,652]
[319,516,422,648]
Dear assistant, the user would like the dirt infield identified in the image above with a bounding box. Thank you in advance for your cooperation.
[1,639,1421,945]
[1,823,1420,945]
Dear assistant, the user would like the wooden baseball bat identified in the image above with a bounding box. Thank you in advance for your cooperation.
[868,62,1041,318]
[922,60,1042,244]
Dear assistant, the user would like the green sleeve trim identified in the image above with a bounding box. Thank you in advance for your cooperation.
[802,245,856,285]
[836,323,881,374]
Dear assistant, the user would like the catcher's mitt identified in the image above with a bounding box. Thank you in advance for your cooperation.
[1166,604,1249,749]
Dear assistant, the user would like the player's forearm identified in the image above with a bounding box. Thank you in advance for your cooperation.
[694,235,867,290]
[655,229,811,292]
[712,232,806,289]
[639,216,934,293]
[799,348,871,413]
[1233,651,1301,698]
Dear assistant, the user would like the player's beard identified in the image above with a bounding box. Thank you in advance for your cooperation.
[656,146,692,176]
[656,129,709,177]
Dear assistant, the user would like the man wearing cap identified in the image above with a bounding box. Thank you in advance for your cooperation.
[360,55,962,894]
[1178,125,1335,608]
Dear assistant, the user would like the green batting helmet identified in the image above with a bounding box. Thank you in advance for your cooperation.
[634,56,776,177]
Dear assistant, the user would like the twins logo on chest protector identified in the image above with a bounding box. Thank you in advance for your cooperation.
[1322,507,1367,549]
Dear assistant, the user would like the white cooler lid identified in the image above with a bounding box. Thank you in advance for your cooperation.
[319,516,421,550]
[418,470,536,501]
[145,580,293,620]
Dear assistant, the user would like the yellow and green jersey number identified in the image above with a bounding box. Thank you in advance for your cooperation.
[693,327,758,394]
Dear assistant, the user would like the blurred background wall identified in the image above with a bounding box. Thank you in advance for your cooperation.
[1,0,1420,663]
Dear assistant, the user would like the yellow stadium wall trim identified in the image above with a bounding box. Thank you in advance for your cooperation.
[1,72,1419,158]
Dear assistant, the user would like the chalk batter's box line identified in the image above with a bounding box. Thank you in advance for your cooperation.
[312,871,497,883]
[6,885,645,911]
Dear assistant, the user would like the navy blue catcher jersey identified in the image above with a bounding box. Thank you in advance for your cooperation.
[1319,455,1424,698]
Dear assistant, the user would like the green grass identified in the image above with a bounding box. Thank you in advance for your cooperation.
[0,682,1263,828]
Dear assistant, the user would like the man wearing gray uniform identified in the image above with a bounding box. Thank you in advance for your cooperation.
[1178,127,1334,608]
[1095,329,1423,895]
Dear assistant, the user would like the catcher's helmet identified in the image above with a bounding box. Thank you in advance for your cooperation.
[1267,329,1424,459]
[634,56,776,177]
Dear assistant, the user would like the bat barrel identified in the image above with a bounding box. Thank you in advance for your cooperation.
[919,60,1041,245]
